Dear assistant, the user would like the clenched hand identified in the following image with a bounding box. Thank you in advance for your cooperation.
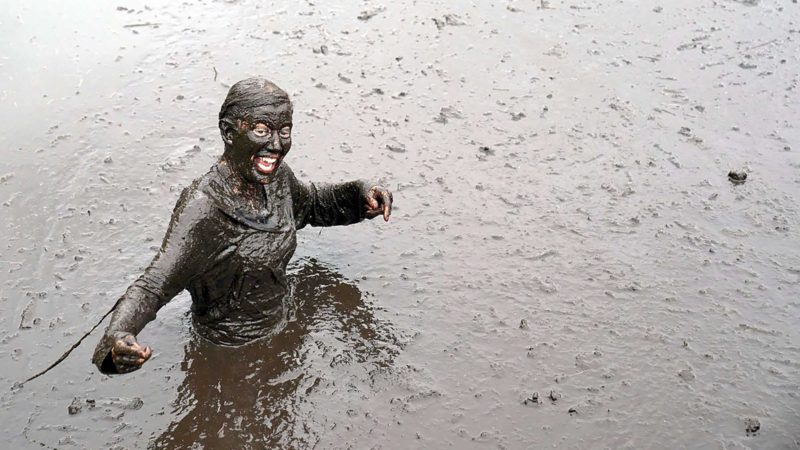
[364,186,393,221]
[111,332,152,374]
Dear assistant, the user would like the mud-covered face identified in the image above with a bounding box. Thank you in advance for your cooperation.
[223,101,293,184]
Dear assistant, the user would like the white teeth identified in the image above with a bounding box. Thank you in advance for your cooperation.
[253,154,280,174]
[254,156,278,174]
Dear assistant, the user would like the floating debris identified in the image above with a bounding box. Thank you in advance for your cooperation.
[728,170,748,185]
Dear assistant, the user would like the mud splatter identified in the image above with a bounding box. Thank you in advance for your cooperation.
[0,0,798,448]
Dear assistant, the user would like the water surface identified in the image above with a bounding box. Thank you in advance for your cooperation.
[0,0,798,448]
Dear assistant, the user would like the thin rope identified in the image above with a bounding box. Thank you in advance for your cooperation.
[16,297,123,388]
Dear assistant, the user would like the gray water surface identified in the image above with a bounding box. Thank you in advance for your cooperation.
[1,0,798,448]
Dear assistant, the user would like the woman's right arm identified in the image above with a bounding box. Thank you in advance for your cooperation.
[92,185,215,374]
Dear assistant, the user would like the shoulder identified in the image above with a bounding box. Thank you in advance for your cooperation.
[176,178,214,215]
[187,165,236,214]
[274,163,306,198]
[166,174,220,232]
[279,163,307,192]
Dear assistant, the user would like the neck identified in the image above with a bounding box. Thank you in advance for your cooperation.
[218,157,265,209]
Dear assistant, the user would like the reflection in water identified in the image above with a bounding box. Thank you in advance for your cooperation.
[151,259,401,449]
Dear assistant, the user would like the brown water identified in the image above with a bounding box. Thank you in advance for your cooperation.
[1,0,799,448]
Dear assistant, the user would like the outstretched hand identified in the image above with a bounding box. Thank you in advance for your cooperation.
[111,332,152,374]
[364,186,393,221]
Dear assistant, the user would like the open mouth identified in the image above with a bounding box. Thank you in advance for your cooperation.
[252,152,281,175]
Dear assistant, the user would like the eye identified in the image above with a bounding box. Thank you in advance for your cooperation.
[253,123,270,137]
[279,126,291,139]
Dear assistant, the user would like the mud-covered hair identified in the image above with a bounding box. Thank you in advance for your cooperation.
[218,78,292,129]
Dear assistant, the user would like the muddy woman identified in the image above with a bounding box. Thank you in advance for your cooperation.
[91,78,393,374]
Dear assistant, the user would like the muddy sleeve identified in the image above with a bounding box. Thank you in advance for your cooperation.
[286,166,370,229]
[91,186,212,374]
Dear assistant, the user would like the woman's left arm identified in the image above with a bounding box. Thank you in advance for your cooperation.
[284,165,392,229]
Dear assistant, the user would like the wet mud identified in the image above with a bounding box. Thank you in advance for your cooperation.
[1,0,799,448]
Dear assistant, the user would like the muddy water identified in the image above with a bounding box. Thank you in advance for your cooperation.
[1,0,799,448]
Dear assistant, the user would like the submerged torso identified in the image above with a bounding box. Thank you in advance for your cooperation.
[92,159,368,372]
[189,163,299,345]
